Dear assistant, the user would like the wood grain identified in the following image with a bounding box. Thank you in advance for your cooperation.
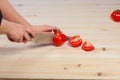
[0,0,120,79]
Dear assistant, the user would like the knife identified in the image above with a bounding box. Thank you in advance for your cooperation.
[31,34,71,45]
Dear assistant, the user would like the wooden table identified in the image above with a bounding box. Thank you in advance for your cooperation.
[0,0,120,79]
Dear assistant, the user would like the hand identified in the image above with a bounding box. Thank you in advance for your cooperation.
[8,23,35,43]
[1,19,35,43]
[31,24,60,34]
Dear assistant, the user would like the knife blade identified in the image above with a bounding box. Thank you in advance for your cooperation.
[31,34,70,45]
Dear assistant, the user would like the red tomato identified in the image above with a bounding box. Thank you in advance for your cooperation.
[82,41,94,51]
[53,33,66,46]
[54,30,62,35]
[69,35,82,47]
[60,33,66,42]
[111,9,120,22]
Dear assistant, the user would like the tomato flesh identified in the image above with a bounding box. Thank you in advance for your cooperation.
[69,35,82,47]
[111,10,120,22]
[82,41,94,51]
[53,31,66,46]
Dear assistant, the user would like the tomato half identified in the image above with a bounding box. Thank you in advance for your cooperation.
[82,41,94,51]
[69,35,82,47]
[53,33,66,46]
[111,9,120,22]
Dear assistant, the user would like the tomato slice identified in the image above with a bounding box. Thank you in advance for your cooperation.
[69,35,82,47]
[82,41,94,51]
[53,33,66,46]
[111,9,120,22]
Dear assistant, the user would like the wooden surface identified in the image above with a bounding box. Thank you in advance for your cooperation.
[0,0,120,79]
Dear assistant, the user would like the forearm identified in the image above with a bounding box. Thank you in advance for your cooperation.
[0,0,31,27]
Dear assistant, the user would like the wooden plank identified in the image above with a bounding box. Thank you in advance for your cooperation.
[0,0,120,79]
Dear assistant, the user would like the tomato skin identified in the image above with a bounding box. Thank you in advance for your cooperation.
[60,33,66,42]
[82,41,94,51]
[111,10,120,22]
[53,33,66,46]
[69,35,82,47]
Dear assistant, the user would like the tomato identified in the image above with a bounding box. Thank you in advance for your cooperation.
[53,33,66,46]
[69,35,82,47]
[111,9,120,22]
[60,33,66,42]
[54,30,62,35]
[82,41,94,51]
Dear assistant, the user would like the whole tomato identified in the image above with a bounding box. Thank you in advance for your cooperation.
[53,30,66,46]
[69,35,82,47]
[82,41,94,51]
[111,9,120,22]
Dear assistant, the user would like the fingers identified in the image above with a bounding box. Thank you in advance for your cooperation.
[22,28,36,43]
[51,26,60,31]
[41,24,60,31]
[7,32,32,43]
[22,32,31,43]
[26,28,36,38]
[39,24,61,34]
[7,35,22,43]
[40,32,53,34]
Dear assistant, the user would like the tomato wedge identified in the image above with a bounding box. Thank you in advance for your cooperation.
[82,41,94,51]
[69,35,82,47]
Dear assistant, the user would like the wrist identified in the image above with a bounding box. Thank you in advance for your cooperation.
[0,19,10,34]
